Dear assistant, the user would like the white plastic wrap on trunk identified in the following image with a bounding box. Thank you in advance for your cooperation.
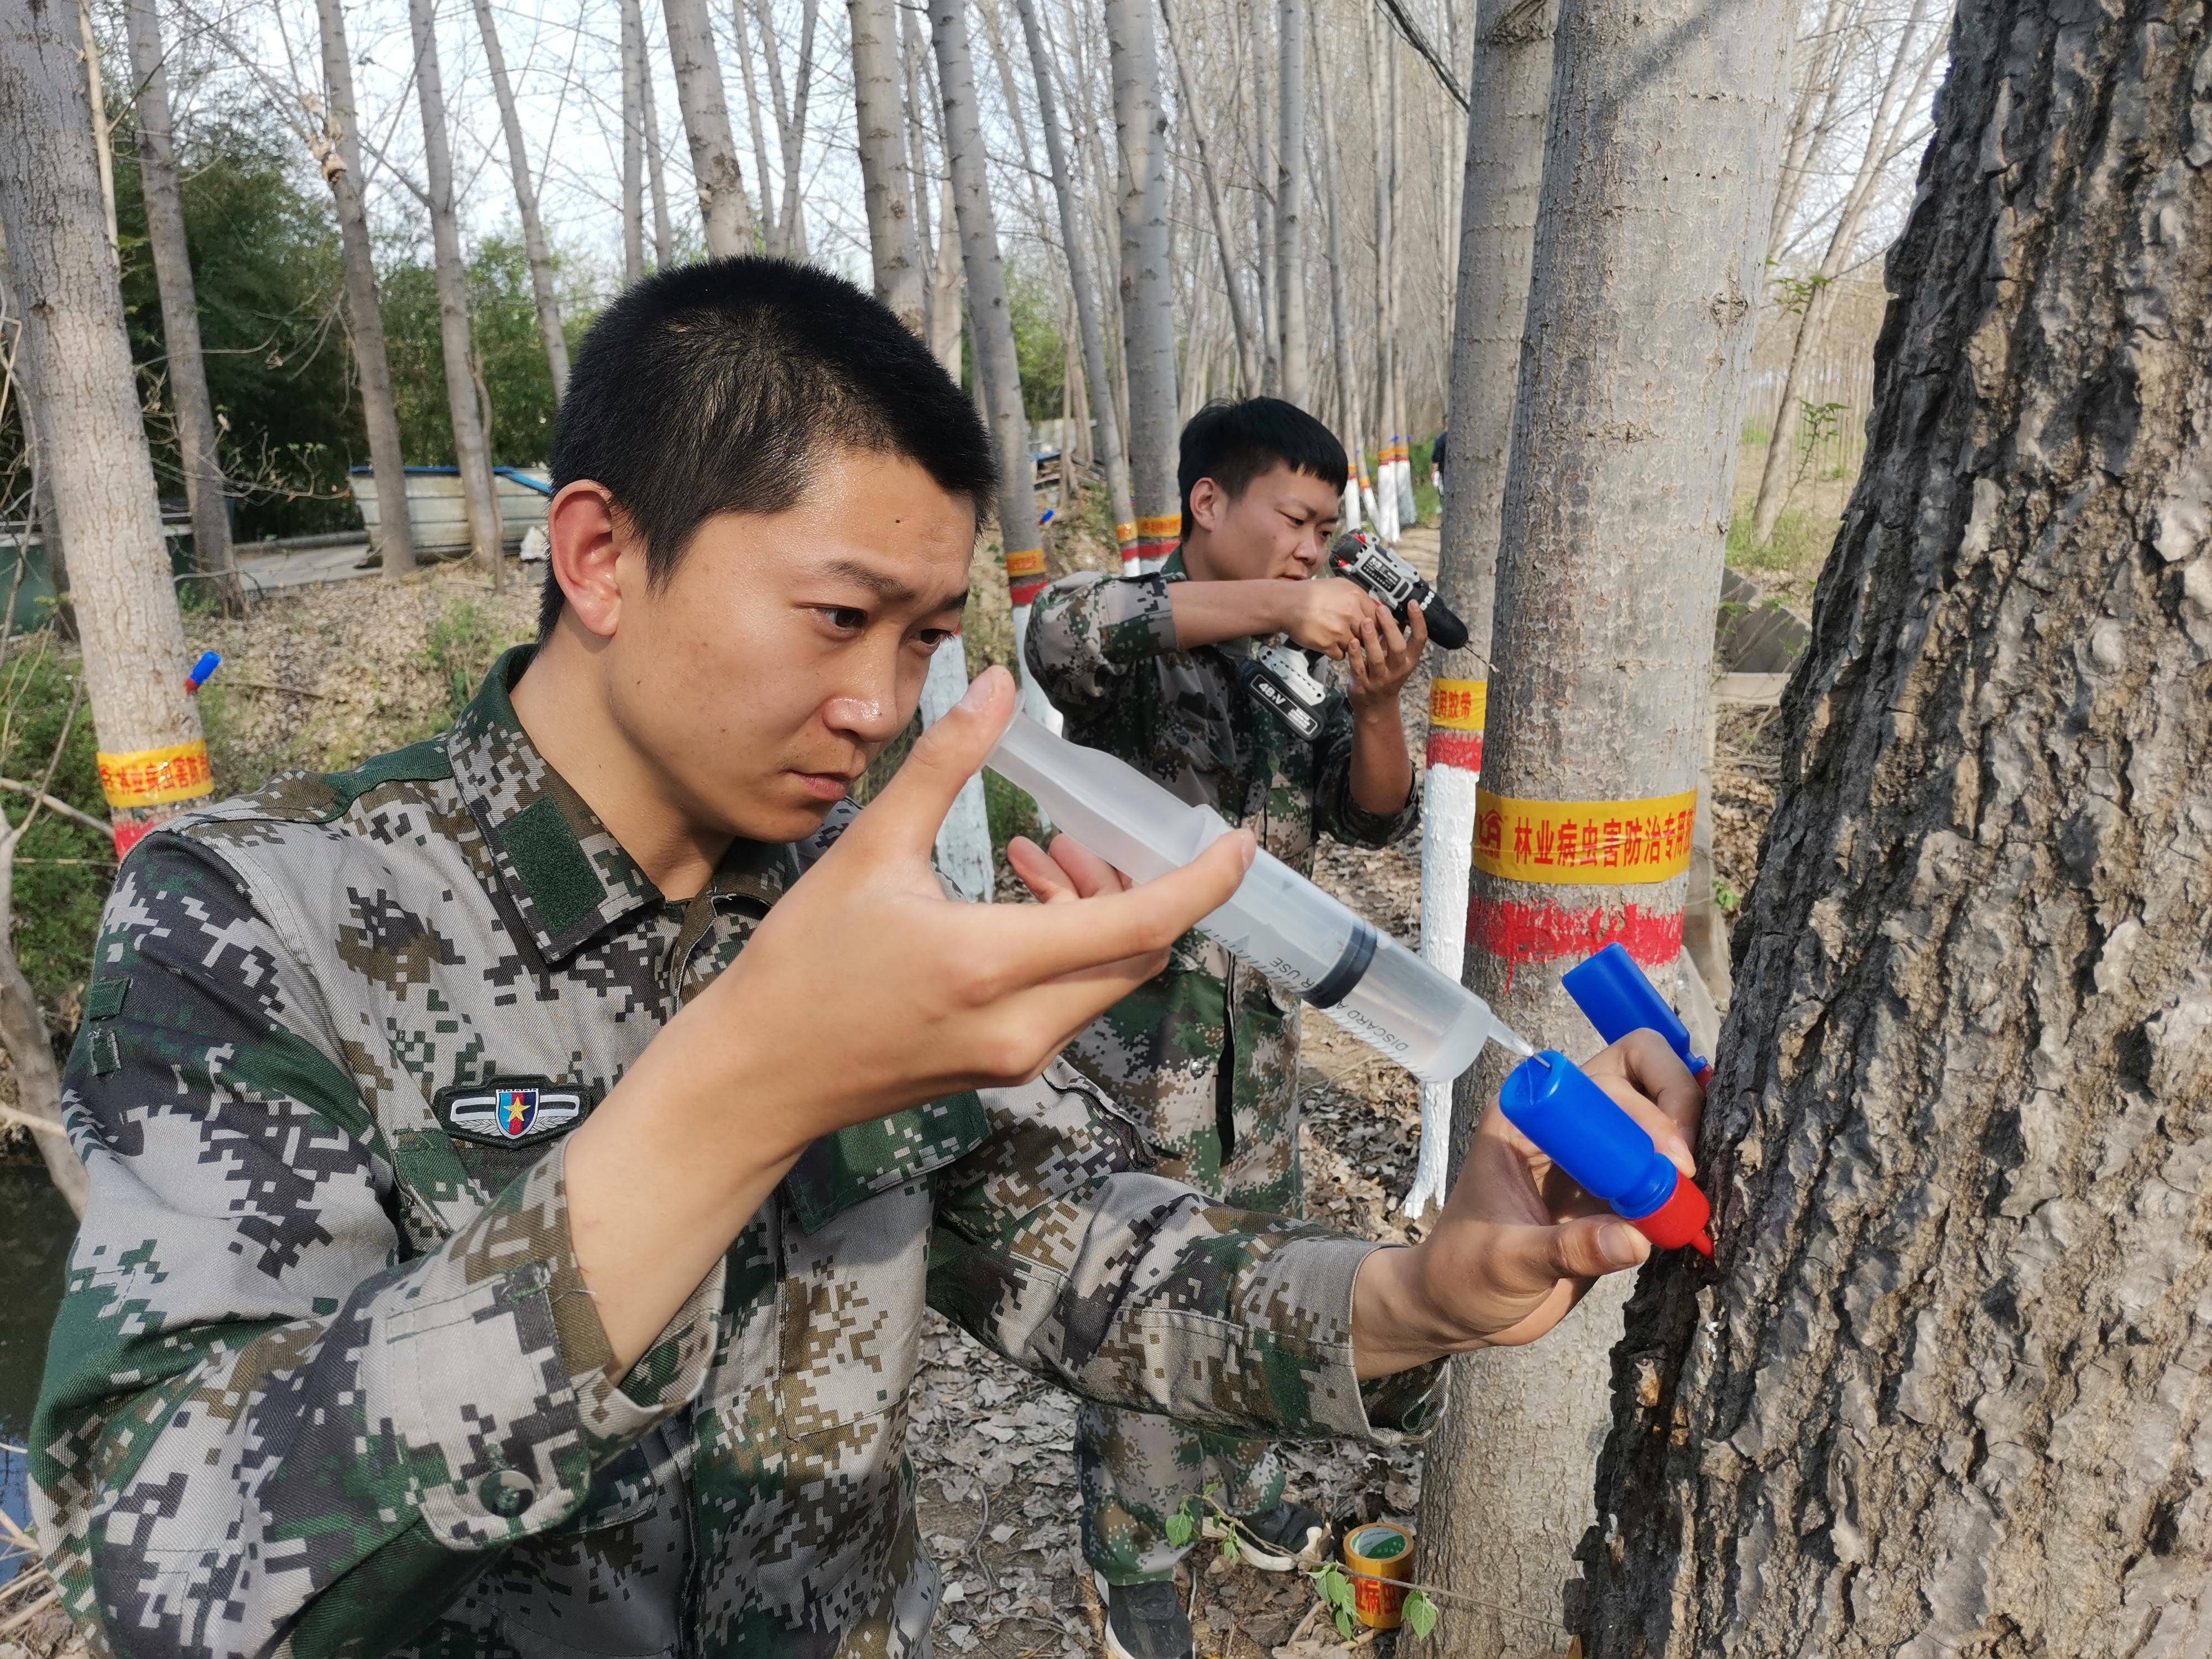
[1342,475,1362,531]
[1403,759,1480,1213]
[1395,454,1418,526]
[919,639,995,901]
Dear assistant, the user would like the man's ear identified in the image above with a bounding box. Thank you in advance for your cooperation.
[547,482,628,638]
[1187,476,1229,535]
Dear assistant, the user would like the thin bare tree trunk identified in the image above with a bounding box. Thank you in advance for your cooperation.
[1585,1,2212,1648]
[1369,15,1399,540]
[1313,15,1361,526]
[1018,0,1136,565]
[311,0,414,576]
[641,24,677,262]
[734,0,782,259]
[122,0,242,614]
[931,0,1051,716]
[78,2,118,259]
[1412,0,1792,1644]
[621,0,648,281]
[1274,0,1307,405]
[1106,0,1180,567]
[1400,0,1554,1217]
[1747,0,1939,545]
[848,0,925,329]
[778,0,818,256]
[1246,0,1279,394]
[1162,0,1258,397]
[409,0,504,581]
[928,176,964,380]
[662,0,755,255]
[471,0,571,397]
[0,0,210,855]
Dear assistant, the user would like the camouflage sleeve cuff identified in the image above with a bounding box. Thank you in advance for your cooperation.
[400,1148,721,1551]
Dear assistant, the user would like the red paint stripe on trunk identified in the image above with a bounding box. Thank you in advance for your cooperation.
[1467,898,1683,993]
[1010,577,1050,605]
[1425,731,1484,770]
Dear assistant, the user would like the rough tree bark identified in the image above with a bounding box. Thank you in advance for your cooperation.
[1411,0,1792,1646]
[661,0,755,255]
[310,0,414,576]
[122,0,242,614]
[1747,0,1940,546]
[1581,2,2212,1651]
[471,0,571,397]
[1105,0,1180,567]
[1017,0,1137,566]
[1274,0,1307,406]
[409,0,505,583]
[0,0,210,856]
[931,0,1051,724]
[1400,0,1553,1218]
[621,0,648,281]
[848,0,925,331]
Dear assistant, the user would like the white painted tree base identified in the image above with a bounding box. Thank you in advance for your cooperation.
[1404,758,1479,1214]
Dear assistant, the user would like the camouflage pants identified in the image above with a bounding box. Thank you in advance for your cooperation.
[1077,1402,1286,1584]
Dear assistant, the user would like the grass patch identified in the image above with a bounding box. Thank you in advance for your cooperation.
[1728,504,1839,576]
[423,598,504,720]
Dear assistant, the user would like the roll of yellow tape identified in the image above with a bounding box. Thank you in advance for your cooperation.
[1343,1521,1414,1630]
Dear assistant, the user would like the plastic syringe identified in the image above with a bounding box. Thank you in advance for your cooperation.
[985,713,1530,1084]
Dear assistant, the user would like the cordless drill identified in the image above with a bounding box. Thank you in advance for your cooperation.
[1328,530,1471,651]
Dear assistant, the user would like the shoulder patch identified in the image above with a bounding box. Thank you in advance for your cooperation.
[322,738,455,814]
[84,977,128,1020]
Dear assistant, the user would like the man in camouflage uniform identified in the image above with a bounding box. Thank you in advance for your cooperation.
[35,265,1698,1659]
[1024,400,1428,1659]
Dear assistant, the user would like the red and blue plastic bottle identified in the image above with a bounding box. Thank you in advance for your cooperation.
[1498,945,1715,1258]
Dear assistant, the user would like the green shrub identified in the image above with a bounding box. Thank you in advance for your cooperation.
[423,599,503,719]
[0,638,111,1019]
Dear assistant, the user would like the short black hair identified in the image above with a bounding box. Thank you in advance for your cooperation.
[1177,398,1348,538]
[542,257,997,638]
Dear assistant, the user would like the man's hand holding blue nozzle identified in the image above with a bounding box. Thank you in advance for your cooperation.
[989,716,1710,1373]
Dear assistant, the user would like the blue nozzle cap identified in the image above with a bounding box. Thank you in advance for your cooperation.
[1563,943,1709,1078]
[184,651,222,691]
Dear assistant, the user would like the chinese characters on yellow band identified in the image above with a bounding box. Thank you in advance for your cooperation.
[1427,679,1486,731]
[1474,786,1695,883]
[98,740,215,810]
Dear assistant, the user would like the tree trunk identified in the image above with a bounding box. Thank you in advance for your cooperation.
[1412,0,1792,1646]
[1746,0,1939,546]
[734,0,782,260]
[1274,0,1307,406]
[1105,0,1180,568]
[471,0,571,397]
[778,0,818,257]
[1312,17,1361,528]
[122,0,242,615]
[77,1,118,260]
[1401,0,1554,1216]
[621,0,648,282]
[1582,2,2212,1651]
[0,828,87,1214]
[641,22,677,264]
[849,0,925,330]
[0,0,209,855]
[1369,17,1400,542]
[661,0,755,256]
[1017,0,1135,566]
[311,0,415,576]
[409,0,504,578]
[931,0,1050,730]
[1161,0,1258,397]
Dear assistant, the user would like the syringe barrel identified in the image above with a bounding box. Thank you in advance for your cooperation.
[985,714,1504,1083]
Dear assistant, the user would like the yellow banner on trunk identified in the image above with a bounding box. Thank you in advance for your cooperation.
[1473,787,1695,884]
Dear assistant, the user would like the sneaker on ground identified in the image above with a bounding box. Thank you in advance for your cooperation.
[1095,1573,1195,1659]
[1206,1499,1328,1572]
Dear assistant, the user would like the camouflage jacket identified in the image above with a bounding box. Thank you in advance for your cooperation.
[1023,555,1418,1212]
[32,648,1438,1659]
